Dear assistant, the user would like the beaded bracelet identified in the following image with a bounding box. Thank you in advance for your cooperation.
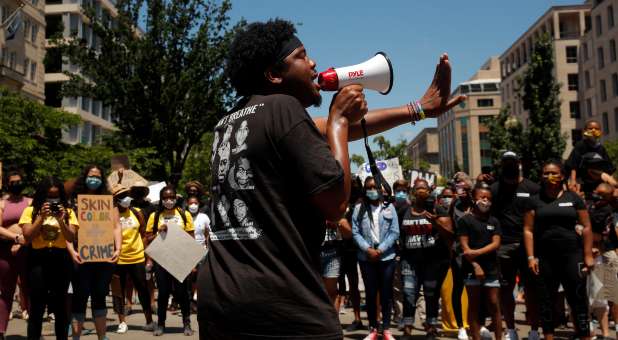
[406,102,416,125]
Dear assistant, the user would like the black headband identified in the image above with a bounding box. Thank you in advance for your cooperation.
[275,35,302,62]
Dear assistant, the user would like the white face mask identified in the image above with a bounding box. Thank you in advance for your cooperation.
[162,199,176,210]
[118,196,132,208]
[476,200,491,213]
[188,204,199,214]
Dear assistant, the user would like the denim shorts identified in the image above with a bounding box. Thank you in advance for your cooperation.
[320,247,341,279]
[464,274,501,288]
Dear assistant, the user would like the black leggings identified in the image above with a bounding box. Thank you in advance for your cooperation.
[451,255,465,328]
[536,250,589,337]
[72,262,114,322]
[27,248,72,340]
[154,263,190,325]
[114,262,152,317]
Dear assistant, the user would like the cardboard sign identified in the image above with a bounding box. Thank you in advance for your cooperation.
[145,222,206,282]
[355,157,404,189]
[410,169,437,187]
[107,169,147,189]
[77,195,115,262]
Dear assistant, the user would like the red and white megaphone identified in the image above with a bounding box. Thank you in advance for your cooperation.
[318,52,394,95]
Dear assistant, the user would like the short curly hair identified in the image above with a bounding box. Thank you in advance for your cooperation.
[226,19,297,97]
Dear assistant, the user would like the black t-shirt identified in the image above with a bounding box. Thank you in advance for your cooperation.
[490,178,540,244]
[526,191,586,254]
[198,94,344,339]
[456,214,502,272]
[589,203,613,235]
[400,208,449,260]
[566,140,615,195]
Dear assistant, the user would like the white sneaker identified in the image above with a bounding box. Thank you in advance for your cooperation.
[458,327,469,340]
[117,322,128,334]
[505,329,519,340]
[480,326,492,340]
[363,328,379,340]
[528,330,540,340]
[383,330,396,340]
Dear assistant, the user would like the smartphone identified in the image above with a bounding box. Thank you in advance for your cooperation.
[577,262,587,278]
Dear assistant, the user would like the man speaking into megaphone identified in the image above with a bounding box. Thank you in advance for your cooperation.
[198,19,465,340]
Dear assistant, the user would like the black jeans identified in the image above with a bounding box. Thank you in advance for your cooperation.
[114,262,152,317]
[154,263,190,325]
[451,254,465,328]
[536,249,589,337]
[27,248,71,340]
[359,259,396,330]
[72,262,114,322]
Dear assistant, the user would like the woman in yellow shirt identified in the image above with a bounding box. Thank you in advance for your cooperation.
[111,184,155,333]
[19,177,78,340]
[145,185,195,336]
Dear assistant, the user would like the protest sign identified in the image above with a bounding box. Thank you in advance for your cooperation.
[355,158,404,188]
[145,222,206,282]
[107,169,147,189]
[410,169,437,187]
[77,195,115,262]
[146,181,166,203]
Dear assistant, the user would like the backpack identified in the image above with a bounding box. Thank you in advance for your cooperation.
[152,207,187,234]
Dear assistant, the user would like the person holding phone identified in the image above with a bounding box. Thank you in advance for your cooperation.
[19,177,79,340]
[523,160,594,340]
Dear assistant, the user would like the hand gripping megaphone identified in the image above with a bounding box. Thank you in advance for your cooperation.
[318,52,394,95]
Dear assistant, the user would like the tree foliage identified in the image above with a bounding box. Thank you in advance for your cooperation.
[604,139,618,176]
[371,136,414,174]
[487,105,525,165]
[54,0,243,185]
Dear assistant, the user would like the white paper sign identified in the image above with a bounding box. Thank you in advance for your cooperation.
[410,169,437,187]
[145,223,206,282]
[146,182,167,203]
[355,157,404,189]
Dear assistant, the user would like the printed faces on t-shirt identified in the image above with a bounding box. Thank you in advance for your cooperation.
[209,102,264,242]
[401,216,435,249]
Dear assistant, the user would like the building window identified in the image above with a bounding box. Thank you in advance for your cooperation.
[81,122,92,145]
[31,24,38,43]
[583,42,589,61]
[609,5,615,28]
[615,108,618,132]
[30,62,36,82]
[68,125,78,142]
[566,46,577,63]
[611,39,617,62]
[23,58,29,78]
[23,20,30,40]
[9,52,16,70]
[1,6,8,23]
[586,15,592,32]
[587,98,593,117]
[81,97,91,112]
[31,0,38,5]
[603,112,609,134]
[585,70,591,89]
[70,14,79,36]
[568,74,579,91]
[596,14,603,36]
[1,47,7,65]
[470,84,482,92]
[483,83,498,92]
[477,99,494,107]
[614,73,618,97]
[601,79,608,102]
[570,101,580,119]
[92,101,101,116]
[599,47,605,68]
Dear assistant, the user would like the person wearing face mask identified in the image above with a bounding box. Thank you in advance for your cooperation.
[0,168,31,338]
[130,181,154,220]
[578,152,618,200]
[490,151,541,340]
[523,160,594,340]
[19,177,78,340]
[68,165,122,340]
[110,184,155,334]
[393,179,411,225]
[457,183,502,340]
[399,179,452,339]
[145,185,195,336]
[352,176,399,340]
[184,181,210,216]
[566,120,616,195]
[186,196,209,312]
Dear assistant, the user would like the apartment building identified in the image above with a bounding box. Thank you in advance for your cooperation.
[407,127,440,175]
[437,57,502,178]
[500,5,591,157]
[0,0,45,102]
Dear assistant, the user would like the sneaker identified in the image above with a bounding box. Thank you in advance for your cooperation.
[183,323,194,336]
[528,330,540,340]
[363,328,378,340]
[480,326,492,340]
[143,322,156,332]
[116,322,128,334]
[153,325,165,336]
[383,329,397,340]
[346,320,364,332]
[458,328,469,340]
[505,328,519,340]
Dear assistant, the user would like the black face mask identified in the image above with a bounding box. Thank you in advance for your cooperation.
[8,182,24,195]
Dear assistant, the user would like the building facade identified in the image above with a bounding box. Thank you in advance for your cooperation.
[578,0,618,142]
[0,0,45,102]
[438,57,502,179]
[44,0,116,144]
[500,5,591,157]
[407,127,440,175]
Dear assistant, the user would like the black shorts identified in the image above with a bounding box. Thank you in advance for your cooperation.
[497,242,529,287]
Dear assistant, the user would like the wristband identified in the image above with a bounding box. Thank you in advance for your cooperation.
[416,100,425,120]
[527,256,535,261]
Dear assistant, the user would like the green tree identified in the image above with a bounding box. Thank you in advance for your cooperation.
[487,105,525,165]
[604,139,618,176]
[180,132,214,192]
[418,159,431,172]
[350,154,365,169]
[371,136,414,174]
[55,0,243,185]
[518,33,566,181]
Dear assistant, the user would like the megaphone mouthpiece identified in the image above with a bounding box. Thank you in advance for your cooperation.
[317,52,393,95]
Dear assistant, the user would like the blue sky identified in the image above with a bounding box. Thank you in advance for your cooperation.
[227,0,581,167]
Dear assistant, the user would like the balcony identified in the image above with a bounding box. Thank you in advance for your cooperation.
[0,65,24,86]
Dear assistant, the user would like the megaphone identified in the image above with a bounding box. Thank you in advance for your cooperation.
[318,52,393,95]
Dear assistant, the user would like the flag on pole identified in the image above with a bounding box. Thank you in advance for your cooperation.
[3,6,23,41]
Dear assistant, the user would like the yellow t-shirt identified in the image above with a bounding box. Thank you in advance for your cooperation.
[146,209,194,234]
[19,206,79,249]
[118,208,145,265]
